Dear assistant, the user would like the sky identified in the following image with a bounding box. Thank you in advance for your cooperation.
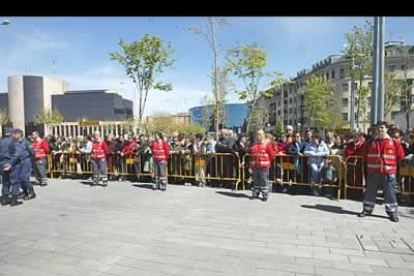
[0,16,413,116]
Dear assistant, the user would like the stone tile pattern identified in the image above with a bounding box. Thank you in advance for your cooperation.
[0,179,414,276]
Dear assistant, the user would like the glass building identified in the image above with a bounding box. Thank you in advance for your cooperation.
[189,103,248,131]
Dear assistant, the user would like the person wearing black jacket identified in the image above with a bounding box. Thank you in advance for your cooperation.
[215,129,236,188]
[233,133,249,189]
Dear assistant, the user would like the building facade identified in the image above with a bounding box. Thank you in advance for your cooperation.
[266,41,414,133]
[4,75,133,135]
[189,103,248,131]
[52,90,133,122]
[8,75,67,131]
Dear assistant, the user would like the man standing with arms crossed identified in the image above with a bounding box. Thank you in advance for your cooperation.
[32,131,50,186]
[358,121,405,222]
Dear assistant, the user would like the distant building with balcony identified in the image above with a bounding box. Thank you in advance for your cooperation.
[265,40,414,133]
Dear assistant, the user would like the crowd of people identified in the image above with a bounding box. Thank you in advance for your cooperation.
[0,121,412,221]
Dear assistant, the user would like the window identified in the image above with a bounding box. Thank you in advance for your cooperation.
[342,83,349,92]
[289,108,292,114]
[340,68,345,79]
[402,65,406,70]
[353,82,358,90]
[289,120,293,125]
[331,70,335,79]
[277,110,281,116]
[294,97,297,103]
[409,47,414,55]
[388,65,396,72]
[284,91,288,98]
[342,113,348,121]
[284,120,288,126]
[289,98,293,104]
[342,98,348,107]
[278,101,281,106]
[284,100,288,105]
[368,82,373,89]
[284,109,287,114]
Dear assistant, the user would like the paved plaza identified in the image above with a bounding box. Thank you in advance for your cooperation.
[1,180,414,276]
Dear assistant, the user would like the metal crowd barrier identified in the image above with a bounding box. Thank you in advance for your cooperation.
[46,152,241,187]
[44,152,414,200]
[239,154,343,199]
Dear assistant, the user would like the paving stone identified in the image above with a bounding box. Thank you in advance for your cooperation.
[0,179,413,276]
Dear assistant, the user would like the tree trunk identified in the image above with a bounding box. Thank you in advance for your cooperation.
[210,17,220,140]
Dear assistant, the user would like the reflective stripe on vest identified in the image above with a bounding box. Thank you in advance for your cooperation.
[366,164,394,170]
[91,141,105,159]
[34,140,46,159]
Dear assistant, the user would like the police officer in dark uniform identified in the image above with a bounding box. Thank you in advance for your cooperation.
[20,134,36,200]
[2,128,25,206]
[0,128,14,206]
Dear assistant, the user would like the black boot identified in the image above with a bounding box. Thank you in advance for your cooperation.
[24,188,36,200]
[1,196,10,206]
[10,196,23,207]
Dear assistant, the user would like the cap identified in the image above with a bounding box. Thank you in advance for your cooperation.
[12,128,23,134]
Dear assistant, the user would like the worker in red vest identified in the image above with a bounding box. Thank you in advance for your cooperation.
[32,131,50,186]
[358,121,405,222]
[249,130,274,201]
[150,132,170,191]
[91,131,109,186]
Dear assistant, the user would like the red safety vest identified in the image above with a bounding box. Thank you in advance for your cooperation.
[365,137,404,174]
[33,139,46,159]
[249,141,273,169]
[91,141,106,160]
[151,140,168,162]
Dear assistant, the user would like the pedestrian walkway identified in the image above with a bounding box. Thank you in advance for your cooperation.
[0,180,414,276]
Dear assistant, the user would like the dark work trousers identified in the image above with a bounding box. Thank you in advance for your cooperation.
[154,160,167,189]
[91,158,108,184]
[20,158,33,194]
[252,168,269,199]
[34,158,47,185]
[2,164,22,197]
[363,172,398,216]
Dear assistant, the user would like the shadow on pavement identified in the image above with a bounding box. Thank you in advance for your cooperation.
[80,181,93,186]
[301,204,361,216]
[132,184,154,190]
[216,191,251,199]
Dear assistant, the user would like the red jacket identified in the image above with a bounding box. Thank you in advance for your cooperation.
[345,140,365,157]
[151,140,170,162]
[270,140,280,157]
[121,140,137,156]
[33,139,50,160]
[249,141,274,169]
[91,140,109,160]
[365,136,405,174]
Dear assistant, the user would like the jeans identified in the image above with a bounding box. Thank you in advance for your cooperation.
[34,158,47,184]
[91,158,108,183]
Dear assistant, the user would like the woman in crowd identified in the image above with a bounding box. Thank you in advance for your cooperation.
[303,134,329,196]
[105,134,117,180]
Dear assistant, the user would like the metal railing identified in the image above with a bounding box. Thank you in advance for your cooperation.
[44,152,414,200]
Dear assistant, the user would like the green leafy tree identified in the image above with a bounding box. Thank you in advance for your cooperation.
[190,17,229,140]
[274,120,283,137]
[342,20,374,128]
[384,71,404,118]
[110,34,175,130]
[225,43,284,134]
[0,108,10,126]
[303,76,336,132]
[35,108,64,126]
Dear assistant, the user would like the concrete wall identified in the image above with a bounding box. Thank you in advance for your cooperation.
[8,76,25,130]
